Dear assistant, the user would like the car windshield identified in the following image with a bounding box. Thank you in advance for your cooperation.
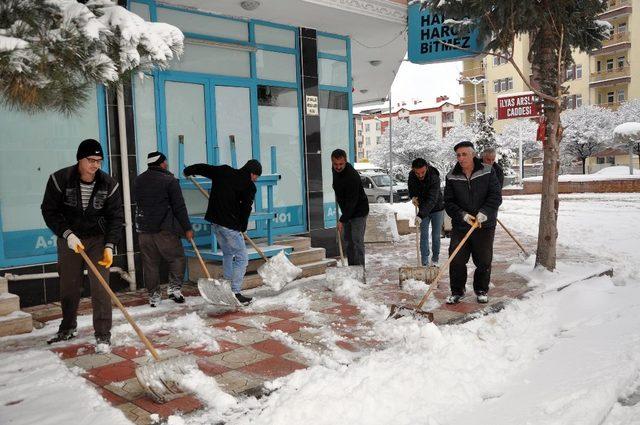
[371,175,392,187]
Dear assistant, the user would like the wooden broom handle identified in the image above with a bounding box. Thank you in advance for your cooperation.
[243,232,269,262]
[415,220,479,311]
[187,175,210,200]
[497,218,529,256]
[189,238,211,279]
[78,249,160,360]
[415,205,421,267]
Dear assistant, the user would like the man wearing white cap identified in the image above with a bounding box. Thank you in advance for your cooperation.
[134,151,193,307]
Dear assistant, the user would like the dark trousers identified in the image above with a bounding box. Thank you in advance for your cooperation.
[139,230,186,295]
[57,235,112,338]
[342,215,367,266]
[448,226,496,296]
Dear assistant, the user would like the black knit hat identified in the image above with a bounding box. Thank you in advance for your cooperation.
[241,159,262,176]
[76,139,104,161]
[147,151,167,166]
[453,140,475,151]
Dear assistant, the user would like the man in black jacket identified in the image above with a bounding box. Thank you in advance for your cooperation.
[444,141,502,304]
[134,152,193,307]
[41,139,123,349]
[183,159,261,305]
[481,148,505,188]
[408,158,444,267]
[331,149,369,266]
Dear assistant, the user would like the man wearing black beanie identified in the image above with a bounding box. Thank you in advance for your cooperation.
[134,151,193,307]
[183,159,262,306]
[41,138,123,351]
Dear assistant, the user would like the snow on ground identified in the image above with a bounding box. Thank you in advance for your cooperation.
[0,350,131,425]
[524,167,640,182]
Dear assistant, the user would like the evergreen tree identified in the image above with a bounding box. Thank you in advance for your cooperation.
[472,112,497,154]
[426,0,609,270]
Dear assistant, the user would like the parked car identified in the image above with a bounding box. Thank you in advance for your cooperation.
[359,172,410,203]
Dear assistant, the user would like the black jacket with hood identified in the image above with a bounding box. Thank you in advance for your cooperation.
[332,162,369,223]
[444,157,502,230]
[134,166,192,236]
[41,165,123,248]
[183,163,256,232]
[407,165,444,218]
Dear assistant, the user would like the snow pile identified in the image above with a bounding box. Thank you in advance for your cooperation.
[524,172,640,182]
[0,350,131,425]
[613,122,640,138]
[258,251,302,291]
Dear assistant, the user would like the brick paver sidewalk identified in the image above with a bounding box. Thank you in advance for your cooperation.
[6,228,552,424]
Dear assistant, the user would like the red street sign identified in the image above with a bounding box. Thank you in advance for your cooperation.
[497,93,539,120]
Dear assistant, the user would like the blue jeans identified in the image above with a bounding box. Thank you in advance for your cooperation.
[212,224,248,293]
[419,209,444,266]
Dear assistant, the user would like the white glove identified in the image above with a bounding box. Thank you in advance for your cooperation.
[66,233,84,253]
[476,212,488,223]
[462,213,476,225]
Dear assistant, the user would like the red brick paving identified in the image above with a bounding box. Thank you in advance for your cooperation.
[240,356,307,379]
[251,339,292,356]
[51,343,96,360]
[133,395,203,417]
[196,359,230,377]
[263,309,301,320]
[85,360,138,386]
[210,322,250,332]
[111,346,147,360]
[265,319,304,334]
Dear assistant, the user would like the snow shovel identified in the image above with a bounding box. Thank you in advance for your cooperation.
[326,216,366,285]
[187,176,301,289]
[77,248,196,403]
[399,206,438,287]
[388,218,480,321]
[189,238,240,307]
[497,218,529,256]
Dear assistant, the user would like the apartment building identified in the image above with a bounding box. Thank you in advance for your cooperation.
[459,0,639,133]
[354,97,463,161]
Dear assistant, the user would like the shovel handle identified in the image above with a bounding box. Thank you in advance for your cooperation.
[187,175,210,200]
[335,202,347,267]
[189,238,212,280]
[78,248,161,361]
[414,205,420,267]
[243,232,269,262]
[497,218,529,256]
[415,220,479,311]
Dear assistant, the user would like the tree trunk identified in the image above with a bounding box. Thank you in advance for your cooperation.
[582,157,586,175]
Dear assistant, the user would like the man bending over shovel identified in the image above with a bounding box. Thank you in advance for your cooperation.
[183,160,262,306]
[444,141,502,304]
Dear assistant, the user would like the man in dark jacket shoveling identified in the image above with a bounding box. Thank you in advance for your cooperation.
[134,151,193,307]
[42,139,123,350]
[331,149,369,267]
[444,141,502,304]
[408,157,444,268]
[183,160,262,305]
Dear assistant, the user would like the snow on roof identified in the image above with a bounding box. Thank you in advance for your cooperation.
[355,100,459,115]
[614,122,640,137]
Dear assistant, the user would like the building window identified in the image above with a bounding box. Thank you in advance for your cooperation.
[365,123,370,131]
[443,111,454,122]
[607,91,614,103]
[597,61,601,72]
[492,55,508,66]
[375,122,381,130]
[566,96,575,109]
[365,136,370,144]
[607,156,615,164]
[376,136,381,142]
[357,130,362,136]
[493,80,500,93]
[598,93,602,104]
[619,22,627,33]
[576,64,582,79]
[576,94,582,107]
[617,56,625,69]
[597,157,605,164]
[507,77,513,90]
[618,89,625,103]
[607,59,614,71]
[566,67,574,81]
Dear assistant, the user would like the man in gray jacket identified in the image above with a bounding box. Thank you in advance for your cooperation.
[134,152,193,307]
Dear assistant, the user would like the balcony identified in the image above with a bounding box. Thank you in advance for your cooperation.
[597,102,622,111]
[600,0,632,19]
[459,94,486,110]
[590,66,631,85]
[594,31,631,54]
[459,66,485,80]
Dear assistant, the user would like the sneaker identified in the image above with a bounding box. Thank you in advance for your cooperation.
[47,328,78,344]
[95,335,111,353]
[446,294,463,304]
[168,287,185,304]
[149,291,162,308]
[476,292,489,304]
[234,293,253,306]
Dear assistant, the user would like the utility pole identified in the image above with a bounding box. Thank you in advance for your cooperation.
[388,91,393,204]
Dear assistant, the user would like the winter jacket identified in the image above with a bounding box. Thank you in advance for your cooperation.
[332,162,369,223]
[444,157,502,230]
[134,166,192,236]
[493,163,505,188]
[183,164,256,232]
[407,165,444,218]
[41,165,124,249]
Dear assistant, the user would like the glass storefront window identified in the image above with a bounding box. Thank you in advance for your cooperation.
[255,25,295,48]
[317,35,347,56]
[133,76,158,172]
[318,58,348,87]
[170,41,251,78]
[129,1,150,20]
[256,50,297,83]
[157,8,249,41]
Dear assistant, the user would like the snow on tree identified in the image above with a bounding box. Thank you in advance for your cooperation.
[614,122,640,172]
[614,100,640,169]
[369,118,452,178]
[560,105,615,174]
[471,112,497,154]
[497,119,539,178]
[0,0,183,114]
[427,0,609,270]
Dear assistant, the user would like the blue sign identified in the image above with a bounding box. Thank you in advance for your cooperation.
[407,3,485,64]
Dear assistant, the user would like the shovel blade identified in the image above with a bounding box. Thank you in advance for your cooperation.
[398,266,438,286]
[135,354,198,403]
[387,304,434,322]
[197,278,239,307]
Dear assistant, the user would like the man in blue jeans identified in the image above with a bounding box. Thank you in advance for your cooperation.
[408,158,444,267]
[183,159,262,305]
